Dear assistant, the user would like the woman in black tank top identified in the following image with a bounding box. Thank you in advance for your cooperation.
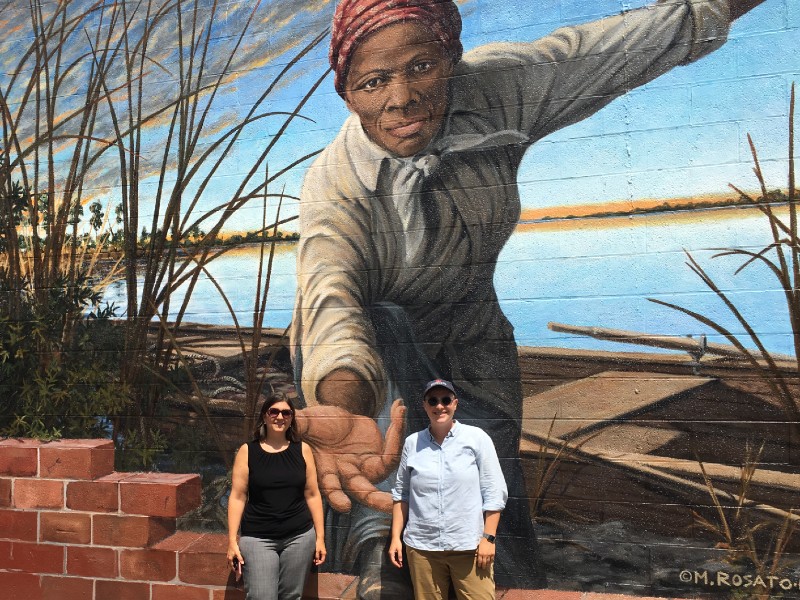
[227,393,326,599]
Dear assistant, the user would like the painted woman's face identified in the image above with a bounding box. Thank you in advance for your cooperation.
[344,22,454,157]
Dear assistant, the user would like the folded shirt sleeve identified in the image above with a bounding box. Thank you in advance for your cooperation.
[391,437,412,503]
[477,430,508,512]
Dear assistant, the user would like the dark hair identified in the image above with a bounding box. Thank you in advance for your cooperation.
[252,392,300,443]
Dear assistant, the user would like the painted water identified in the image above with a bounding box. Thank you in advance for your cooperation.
[105,206,794,357]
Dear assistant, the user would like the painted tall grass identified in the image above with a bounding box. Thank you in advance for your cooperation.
[692,444,797,599]
[0,0,333,465]
[0,1,133,438]
[650,84,800,447]
[89,0,330,463]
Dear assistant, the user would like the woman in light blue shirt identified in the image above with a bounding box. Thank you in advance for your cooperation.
[390,379,507,600]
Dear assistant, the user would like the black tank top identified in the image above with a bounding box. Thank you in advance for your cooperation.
[240,440,313,539]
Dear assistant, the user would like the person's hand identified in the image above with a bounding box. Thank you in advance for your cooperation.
[226,541,244,581]
[388,537,404,568]
[296,398,406,513]
[314,537,327,566]
[475,538,495,570]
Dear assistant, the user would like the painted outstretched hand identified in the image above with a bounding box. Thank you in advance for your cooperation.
[296,399,406,513]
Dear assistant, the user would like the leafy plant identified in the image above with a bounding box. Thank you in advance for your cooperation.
[0,269,129,439]
[115,426,168,471]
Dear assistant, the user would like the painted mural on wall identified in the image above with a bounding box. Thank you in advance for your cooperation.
[1,0,799,596]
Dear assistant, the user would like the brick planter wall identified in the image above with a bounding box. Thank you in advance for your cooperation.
[0,438,682,600]
[0,439,357,600]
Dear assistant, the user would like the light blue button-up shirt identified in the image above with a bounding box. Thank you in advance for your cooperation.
[391,422,508,551]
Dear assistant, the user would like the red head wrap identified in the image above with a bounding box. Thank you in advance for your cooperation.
[330,0,463,96]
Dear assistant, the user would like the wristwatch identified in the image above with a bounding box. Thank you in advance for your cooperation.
[482,533,496,544]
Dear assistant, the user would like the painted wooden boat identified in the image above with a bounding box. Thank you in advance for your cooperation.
[518,324,800,541]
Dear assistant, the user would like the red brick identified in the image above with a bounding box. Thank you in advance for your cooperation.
[0,540,65,573]
[153,530,204,552]
[0,440,39,476]
[40,511,91,544]
[212,588,245,600]
[120,473,201,517]
[67,545,118,578]
[303,573,357,599]
[14,479,64,509]
[41,575,93,600]
[0,477,12,506]
[177,533,229,586]
[67,477,121,512]
[152,583,211,600]
[39,440,114,480]
[95,580,150,600]
[120,547,177,581]
[0,508,38,541]
[93,514,176,547]
[0,571,43,599]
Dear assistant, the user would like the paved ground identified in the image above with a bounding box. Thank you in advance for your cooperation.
[303,572,710,599]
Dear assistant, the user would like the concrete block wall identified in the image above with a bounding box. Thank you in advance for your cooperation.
[0,438,358,600]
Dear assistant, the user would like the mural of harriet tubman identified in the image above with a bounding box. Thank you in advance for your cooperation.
[290,0,767,596]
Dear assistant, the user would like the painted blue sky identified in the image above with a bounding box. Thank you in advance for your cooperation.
[6,0,791,234]
[212,0,799,232]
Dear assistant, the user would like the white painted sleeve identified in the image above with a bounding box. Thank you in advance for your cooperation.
[291,162,387,416]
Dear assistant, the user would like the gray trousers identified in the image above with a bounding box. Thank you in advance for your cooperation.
[239,528,316,600]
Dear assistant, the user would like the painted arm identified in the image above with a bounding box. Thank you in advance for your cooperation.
[226,444,249,579]
[292,165,386,416]
[292,161,408,514]
[317,369,376,416]
[302,442,327,566]
[463,0,736,144]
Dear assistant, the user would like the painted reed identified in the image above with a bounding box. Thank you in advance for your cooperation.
[650,84,800,447]
[1,0,333,465]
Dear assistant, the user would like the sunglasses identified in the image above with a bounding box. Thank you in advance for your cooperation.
[267,408,293,418]
[426,396,454,407]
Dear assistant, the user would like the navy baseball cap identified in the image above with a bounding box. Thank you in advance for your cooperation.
[423,379,456,397]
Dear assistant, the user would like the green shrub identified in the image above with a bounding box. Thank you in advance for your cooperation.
[0,271,130,439]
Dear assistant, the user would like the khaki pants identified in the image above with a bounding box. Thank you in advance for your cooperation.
[406,546,495,600]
